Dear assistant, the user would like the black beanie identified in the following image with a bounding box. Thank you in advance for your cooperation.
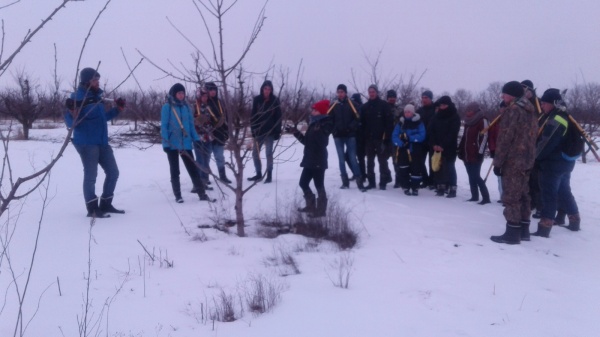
[436,95,452,106]
[422,90,433,100]
[80,67,100,86]
[502,81,524,98]
[521,80,534,92]
[169,83,186,97]
[337,84,347,93]
[351,93,363,105]
[540,88,562,104]
[205,82,218,92]
[386,90,397,99]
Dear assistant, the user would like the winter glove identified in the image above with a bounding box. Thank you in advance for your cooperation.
[115,97,126,109]
[493,166,502,177]
[65,98,75,111]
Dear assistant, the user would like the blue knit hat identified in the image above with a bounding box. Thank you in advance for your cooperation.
[80,67,100,86]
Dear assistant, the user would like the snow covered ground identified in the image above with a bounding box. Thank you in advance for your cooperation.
[1,123,599,337]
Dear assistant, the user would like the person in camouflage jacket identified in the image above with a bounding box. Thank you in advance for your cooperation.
[490,81,538,244]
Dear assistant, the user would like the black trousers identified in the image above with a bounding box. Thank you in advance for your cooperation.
[366,140,391,185]
[299,167,326,198]
[165,149,205,197]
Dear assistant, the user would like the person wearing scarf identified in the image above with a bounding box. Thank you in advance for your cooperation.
[458,102,491,204]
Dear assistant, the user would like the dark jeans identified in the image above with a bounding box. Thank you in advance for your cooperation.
[299,168,326,198]
[366,140,391,185]
[194,141,212,182]
[464,161,490,201]
[539,162,578,219]
[334,137,360,177]
[74,144,119,203]
[251,135,274,174]
[356,136,367,180]
[165,149,204,198]
[212,141,226,170]
[529,163,541,210]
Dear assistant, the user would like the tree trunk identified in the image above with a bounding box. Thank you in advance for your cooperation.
[23,124,30,140]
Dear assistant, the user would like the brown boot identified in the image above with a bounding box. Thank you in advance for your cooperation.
[531,218,553,238]
[564,214,581,231]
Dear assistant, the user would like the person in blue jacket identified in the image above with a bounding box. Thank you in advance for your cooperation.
[65,67,125,218]
[392,104,426,196]
[161,83,213,203]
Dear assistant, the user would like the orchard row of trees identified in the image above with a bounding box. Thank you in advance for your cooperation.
[1,70,599,141]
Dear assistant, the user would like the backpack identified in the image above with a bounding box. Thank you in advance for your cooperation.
[561,114,585,160]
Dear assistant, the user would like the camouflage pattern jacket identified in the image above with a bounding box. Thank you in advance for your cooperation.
[492,96,538,171]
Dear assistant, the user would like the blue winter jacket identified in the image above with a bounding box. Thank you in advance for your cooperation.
[536,108,572,172]
[64,87,119,145]
[161,97,200,150]
[392,114,426,153]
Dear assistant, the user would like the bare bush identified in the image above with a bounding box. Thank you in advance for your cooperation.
[326,252,355,289]
[209,289,238,322]
[243,273,287,315]
[257,194,359,250]
[263,244,300,276]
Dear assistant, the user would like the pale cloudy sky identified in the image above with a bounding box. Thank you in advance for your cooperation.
[1,0,599,97]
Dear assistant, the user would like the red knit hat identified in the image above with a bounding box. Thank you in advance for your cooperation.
[312,99,330,115]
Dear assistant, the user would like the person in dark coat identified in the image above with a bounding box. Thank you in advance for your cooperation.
[204,82,232,184]
[360,85,394,190]
[329,84,364,190]
[429,95,461,197]
[392,104,426,196]
[64,67,125,218]
[458,102,491,204]
[417,90,436,188]
[161,83,213,203]
[249,80,282,183]
[532,88,581,237]
[287,99,333,217]
[521,80,544,216]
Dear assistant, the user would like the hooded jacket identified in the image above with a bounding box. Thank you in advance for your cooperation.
[428,102,461,159]
[206,90,229,145]
[64,86,120,145]
[161,94,199,150]
[251,81,282,139]
[392,113,426,153]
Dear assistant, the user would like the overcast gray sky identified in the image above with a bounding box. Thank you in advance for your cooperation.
[2,0,599,98]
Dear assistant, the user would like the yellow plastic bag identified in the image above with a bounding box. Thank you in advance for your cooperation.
[431,151,442,172]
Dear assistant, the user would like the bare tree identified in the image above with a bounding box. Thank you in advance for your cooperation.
[0,72,47,139]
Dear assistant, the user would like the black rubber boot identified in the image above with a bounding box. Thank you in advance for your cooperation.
[490,222,521,244]
[219,167,232,184]
[99,196,125,214]
[298,192,316,213]
[520,220,531,241]
[340,173,350,189]
[86,198,110,218]
[247,171,262,182]
[435,184,446,196]
[263,170,273,184]
[356,179,367,192]
[365,174,376,190]
[309,196,328,218]
[531,218,553,238]
[446,185,457,198]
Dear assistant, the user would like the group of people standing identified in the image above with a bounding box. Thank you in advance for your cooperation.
[65,67,583,241]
